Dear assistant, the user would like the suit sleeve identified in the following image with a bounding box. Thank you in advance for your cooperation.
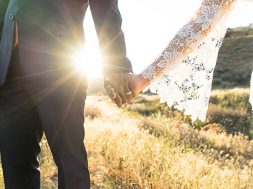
[89,0,133,74]
[0,0,9,38]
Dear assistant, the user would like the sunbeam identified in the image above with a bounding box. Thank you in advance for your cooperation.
[73,45,103,78]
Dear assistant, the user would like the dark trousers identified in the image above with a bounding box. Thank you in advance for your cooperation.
[0,76,43,189]
[0,48,90,189]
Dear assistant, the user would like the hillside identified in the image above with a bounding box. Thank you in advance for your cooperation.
[213,25,253,88]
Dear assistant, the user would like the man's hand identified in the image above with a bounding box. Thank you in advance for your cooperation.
[104,72,136,107]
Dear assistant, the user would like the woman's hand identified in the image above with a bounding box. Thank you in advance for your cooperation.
[128,73,150,97]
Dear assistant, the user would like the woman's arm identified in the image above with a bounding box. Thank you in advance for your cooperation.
[133,0,237,94]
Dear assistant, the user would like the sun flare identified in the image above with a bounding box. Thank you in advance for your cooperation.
[74,45,103,78]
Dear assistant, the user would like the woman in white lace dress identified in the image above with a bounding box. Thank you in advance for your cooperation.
[128,0,252,121]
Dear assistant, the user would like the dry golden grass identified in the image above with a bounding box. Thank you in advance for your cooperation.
[211,88,250,96]
[84,95,253,189]
[85,105,103,120]
[0,91,252,189]
[210,88,251,113]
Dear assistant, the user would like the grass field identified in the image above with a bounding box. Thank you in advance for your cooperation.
[0,89,252,189]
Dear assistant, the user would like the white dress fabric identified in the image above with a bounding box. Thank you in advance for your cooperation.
[140,0,252,121]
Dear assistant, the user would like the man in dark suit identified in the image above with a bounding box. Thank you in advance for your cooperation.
[0,0,134,188]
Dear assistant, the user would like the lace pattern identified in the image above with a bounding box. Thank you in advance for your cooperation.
[141,0,238,121]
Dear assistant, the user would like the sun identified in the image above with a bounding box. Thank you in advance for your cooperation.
[73,8,104,79]
[73,44,103,78]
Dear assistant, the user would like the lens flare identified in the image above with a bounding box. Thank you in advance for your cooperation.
[73,46,103,78]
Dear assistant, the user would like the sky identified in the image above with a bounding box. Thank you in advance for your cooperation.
[81,0,253,78]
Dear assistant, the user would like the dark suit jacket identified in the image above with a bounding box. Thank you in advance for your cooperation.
[0,0,132,87]
[0,0,8,35]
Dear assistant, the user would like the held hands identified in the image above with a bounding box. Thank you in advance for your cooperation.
[104,73,149,106]
[104,72,136,107]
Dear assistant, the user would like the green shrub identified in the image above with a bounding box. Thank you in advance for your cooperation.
[207,104,251,136]
[210,89,251,113]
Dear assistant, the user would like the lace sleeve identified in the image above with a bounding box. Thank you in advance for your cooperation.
[141,0,238,121]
